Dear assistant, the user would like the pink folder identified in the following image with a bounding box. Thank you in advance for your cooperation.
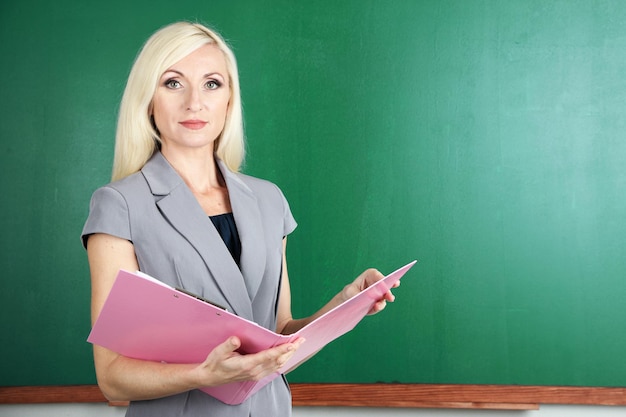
[87,260,416,405]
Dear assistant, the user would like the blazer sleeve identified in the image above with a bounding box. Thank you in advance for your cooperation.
[276,183,297,238]
[81,186,132,249]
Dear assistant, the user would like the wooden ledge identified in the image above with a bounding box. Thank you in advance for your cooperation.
[1,383,625,409]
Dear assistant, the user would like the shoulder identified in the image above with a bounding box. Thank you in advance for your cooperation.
[237,171,281,191]
[229,170,289,203]
[82,173,147,248]
[229,171,297,234]
[107,171,148,193]
[97,170,150,195]
[88,171,149,211]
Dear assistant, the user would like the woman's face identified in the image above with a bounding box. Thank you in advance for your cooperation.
[151,44,230,153]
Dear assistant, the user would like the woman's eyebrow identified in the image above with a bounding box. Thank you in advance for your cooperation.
[161,69,184,78]
[203,71,226,80]
[161,69,225,79]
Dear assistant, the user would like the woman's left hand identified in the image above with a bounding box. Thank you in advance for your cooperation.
[341,268,400,315]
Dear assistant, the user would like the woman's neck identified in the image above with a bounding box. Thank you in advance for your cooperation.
[161,146,232,216]
[161,146,221,191]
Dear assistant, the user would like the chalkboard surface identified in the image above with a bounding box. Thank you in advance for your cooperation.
[1,0,625,389]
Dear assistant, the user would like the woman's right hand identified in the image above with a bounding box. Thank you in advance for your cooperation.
[192,336,306,387]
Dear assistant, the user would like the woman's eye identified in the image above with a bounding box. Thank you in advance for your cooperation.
[165,79,181,89]
[205,80,221,90]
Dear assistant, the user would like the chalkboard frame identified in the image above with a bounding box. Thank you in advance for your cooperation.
[2,384,626,409]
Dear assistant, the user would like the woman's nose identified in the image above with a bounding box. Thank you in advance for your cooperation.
[186,88,203,112]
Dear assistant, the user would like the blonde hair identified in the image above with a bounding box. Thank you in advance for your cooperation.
[111,22,244,181]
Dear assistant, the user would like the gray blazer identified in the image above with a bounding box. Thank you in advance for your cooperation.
[82,151,297,417]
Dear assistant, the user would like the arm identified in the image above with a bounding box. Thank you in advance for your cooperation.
[87,233,304,402]
[275,238,399,335]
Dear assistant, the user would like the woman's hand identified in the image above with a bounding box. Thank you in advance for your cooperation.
[341,268,400,315]
[190,336,306,387]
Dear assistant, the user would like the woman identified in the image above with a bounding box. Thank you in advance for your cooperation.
[82,21,396,416]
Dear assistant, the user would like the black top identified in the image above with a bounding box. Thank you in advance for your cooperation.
[209,212,242,267]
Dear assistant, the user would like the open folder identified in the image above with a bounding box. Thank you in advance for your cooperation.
[87,260,417,405]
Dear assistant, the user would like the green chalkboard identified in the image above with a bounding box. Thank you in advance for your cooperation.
[1,0,625,390]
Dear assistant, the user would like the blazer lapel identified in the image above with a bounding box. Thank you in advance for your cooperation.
[141,153,253,319]
[218,159,267,303]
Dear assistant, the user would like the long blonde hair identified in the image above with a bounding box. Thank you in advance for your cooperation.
[112,22,244,181]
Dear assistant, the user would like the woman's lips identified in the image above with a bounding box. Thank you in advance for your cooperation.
[180,120,207,130]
